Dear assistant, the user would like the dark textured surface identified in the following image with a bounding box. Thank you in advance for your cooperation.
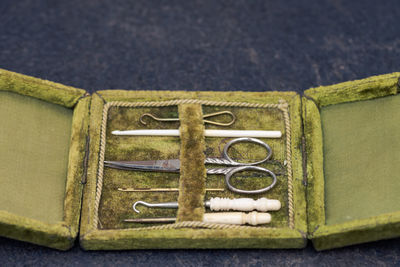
[1,0,400,265]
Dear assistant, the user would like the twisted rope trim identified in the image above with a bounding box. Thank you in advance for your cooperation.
[92,99,294,230]
[118,221,279,231]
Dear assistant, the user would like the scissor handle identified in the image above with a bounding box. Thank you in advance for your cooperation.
[222,137,272,166]
[225,166,277,194]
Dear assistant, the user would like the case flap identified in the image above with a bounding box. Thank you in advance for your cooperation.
[303,72,400,250]
[0,69,90,250]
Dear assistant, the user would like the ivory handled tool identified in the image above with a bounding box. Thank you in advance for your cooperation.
[118,188,224,192]
[206,197,281,212]
[112,129,282,138]
[133,197,281,213]
[124,211,271,225]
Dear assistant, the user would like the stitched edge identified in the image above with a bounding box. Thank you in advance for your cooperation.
[92,99,294,230]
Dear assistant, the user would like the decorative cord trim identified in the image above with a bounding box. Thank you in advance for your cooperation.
[118,221,279,231]
[92,99,294,230]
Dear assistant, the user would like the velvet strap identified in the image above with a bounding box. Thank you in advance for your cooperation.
[176,104,206,222]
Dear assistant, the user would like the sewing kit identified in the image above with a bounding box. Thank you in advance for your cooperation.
[1,69,400,251]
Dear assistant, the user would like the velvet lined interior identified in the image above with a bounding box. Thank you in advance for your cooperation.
[98,105,181,229]
[321,93,400,225]
[202,105,289,228]
[0,91,72,224]
[81,90,307,250]
[97,98,290,229]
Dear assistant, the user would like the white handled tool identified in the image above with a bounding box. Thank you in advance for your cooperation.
[206,197,281,212]
[203,211,271,225]
[133,197,281,213]
[124,211,271,225]
[112,129,282,138]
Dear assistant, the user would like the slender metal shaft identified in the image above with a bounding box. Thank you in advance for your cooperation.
[112,129,282,138]
[118,188,224,192]
[124,218,176,223]
[133,201,178,213]
[132,197,281,213]
[124,212,271,225]
[133,200,209,213]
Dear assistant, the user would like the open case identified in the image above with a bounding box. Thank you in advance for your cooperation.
[0,68,399,251]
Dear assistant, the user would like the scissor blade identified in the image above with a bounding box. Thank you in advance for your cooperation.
[104,159,181,172]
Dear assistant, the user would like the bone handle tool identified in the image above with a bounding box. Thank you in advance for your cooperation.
[124,211,271,225]
[203,211,271,225]
[112,129,282,138]
[133,197,281,213]
[205,197,281,212]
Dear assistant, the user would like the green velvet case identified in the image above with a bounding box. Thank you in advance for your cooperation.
[0,69,89,250]
[304,72,400,250]
[0,68,399,251]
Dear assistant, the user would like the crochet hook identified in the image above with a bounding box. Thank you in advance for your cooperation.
[112,129,282,138]
[132,197,281,213]
[124,211,271,225]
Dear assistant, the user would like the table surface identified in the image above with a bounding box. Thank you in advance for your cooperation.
[1,0,400,265]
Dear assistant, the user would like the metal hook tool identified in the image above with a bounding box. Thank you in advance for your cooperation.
[139,110,236,126]
[133,201,178,213]
[132,197,281,213]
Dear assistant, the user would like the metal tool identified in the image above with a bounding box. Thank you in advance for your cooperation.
[117,187,224,192]
[105,137,277,194]
[140,111,236,126]
[112,129,282,138]
[132,197,281,213]
[124,211,271,225]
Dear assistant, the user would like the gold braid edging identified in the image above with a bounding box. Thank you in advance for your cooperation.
[92,98,294,230]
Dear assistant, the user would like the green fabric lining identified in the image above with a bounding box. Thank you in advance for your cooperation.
[176,104,206,222]
[321,94,400,225]
[80,90,307,250]
[0,71,89,250]
[98,99,289,229]
[0,91,72,224]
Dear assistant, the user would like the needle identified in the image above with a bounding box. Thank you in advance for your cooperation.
[112,129,282,138]
[117,188,224,192]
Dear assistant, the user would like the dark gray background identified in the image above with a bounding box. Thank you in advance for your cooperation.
[1,0,400,266]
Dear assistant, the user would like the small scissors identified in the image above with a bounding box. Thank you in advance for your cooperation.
[104,137,277,194]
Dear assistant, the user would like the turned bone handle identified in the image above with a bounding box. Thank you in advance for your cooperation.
[202,212,271,225]
[206,197,281,212]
